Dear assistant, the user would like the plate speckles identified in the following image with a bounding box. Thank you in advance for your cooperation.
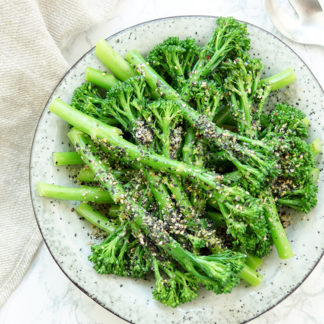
[30,16,324,324]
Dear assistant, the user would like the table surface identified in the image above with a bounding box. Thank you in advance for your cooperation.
[1,0,324,323]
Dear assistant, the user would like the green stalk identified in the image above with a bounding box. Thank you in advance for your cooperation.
[311,137,322,156]
[311,167,320,182]
[238,265,262,286]
[146,171,173,211]
[108,205,120,218]
[214,68,296,127]
[262,68,296,91]
[37,182,113,203]
[126,50,178,99]
[78,166,95,182]
[264,193,293,259]
[164,175,193,215]
[52,152,83,166]
[237,80,253,136]
[76,203,116,233]
[49,98,122,139]
[95,39,136,81]
[182,127,194,163]
[182,126,207,212]
[68,128,262,287]
[85,67,119,90]
[125,50,268,151]
[77,166,125,182]
[222,171,241,184]
[245,254,262,270]
[50,99,221,189]
[214,106,235,126]
[68,128,128,204]
[207,210,225,227]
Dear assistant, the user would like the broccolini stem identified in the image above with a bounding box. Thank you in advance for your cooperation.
[101,137,218,188]
[68,128,130,204]
[95,39,136,81]
[76,203,116,233]
[85,67,119,90]
[207,210,225,227]
[52,152,83,166]
[37,182,113,203]
[49,98,122,139]
[78,166,125,182]
[50,99,222,189]
[245,254,262,270]
[68,128,263,287]
[182,126,208,212]
[108,205,120,218]
[182,127,195,163]
[77,166,95,182]
[80,203,262,284]
[125,50,178,98]
[146,170,173,211]
[236,80,253,137]
[238,264,263,286]
[262,68,296,91]
[125,50,269,151]
[164,175,193,215]
[311,167,320,183]
[221,170,241,184]
[311,137,322,156]
[214,68,296,127]
[214,106,235,126]
[77,203,263,286]
[264,192,294,259]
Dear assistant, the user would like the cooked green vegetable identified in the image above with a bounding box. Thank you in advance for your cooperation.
[147,36,200,89]
[68,128,256,305]
[37,182,113,203]
[37,17,319,307]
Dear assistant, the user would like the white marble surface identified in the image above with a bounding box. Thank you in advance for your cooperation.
[1,0,324,323]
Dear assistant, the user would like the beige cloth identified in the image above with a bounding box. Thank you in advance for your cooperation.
[0,0,118,306]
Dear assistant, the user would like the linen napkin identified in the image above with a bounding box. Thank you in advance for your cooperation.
[0,0,118,306]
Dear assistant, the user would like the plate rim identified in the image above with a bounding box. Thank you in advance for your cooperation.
[29,15,324,324]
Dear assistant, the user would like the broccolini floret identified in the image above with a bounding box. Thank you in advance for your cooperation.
[152,258,199,307]
[269,135,318,213]
[183,79,224,120]
[190,17,250,81]
[277,178,318,213]
[262,103,309,138]
[261,105,318,213]
[147,36,200,89]
[221,55,268,137]
[71,82,116,125]
[89,225,151,277]
[103,76,148,134]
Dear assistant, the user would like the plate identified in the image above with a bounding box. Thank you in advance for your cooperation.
[30,16,324,324]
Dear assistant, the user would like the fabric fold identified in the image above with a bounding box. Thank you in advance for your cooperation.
[0,0,117,306]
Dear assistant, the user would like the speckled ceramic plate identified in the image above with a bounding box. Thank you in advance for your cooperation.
[30,16,324,324]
